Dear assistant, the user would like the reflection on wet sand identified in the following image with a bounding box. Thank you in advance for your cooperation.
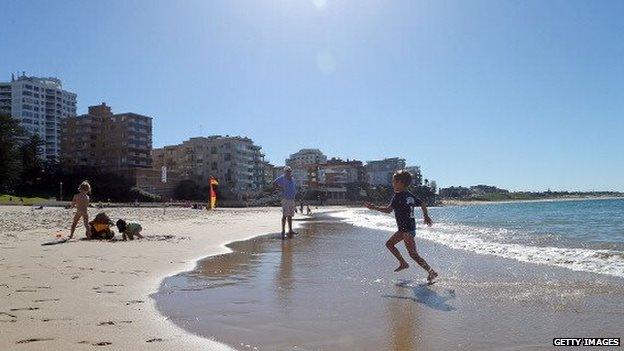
[276,239,294,308]
[386,283,420,351]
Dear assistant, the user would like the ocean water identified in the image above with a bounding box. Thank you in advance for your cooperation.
[336,198,624,278]
[154,198,624,350]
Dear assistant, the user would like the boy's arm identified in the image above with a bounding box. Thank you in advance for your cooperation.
[70,195,76,208]
[364,202,393,213]
[421,203,433,226]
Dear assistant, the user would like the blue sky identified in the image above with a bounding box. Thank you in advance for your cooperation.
[2,0,623,191]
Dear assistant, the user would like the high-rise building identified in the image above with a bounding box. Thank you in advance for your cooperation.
[306,158,366,202]
[365,157,406,186]
[60,102,152,171]
[286,148,327,167]
[0,73,77,161]
[153,135,267,197]
[285,149,327,188]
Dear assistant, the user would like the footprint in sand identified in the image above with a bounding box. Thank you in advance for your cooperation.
[94,342,113,346]
[16,338,54,344]
[92,288,116,294]
[0,312,17,322]
[146,338,164,343]
[10,307,39,311]
[42,317,73,322]
[97,320,132,326]
[79,341,113,346]
[33,298,60,303]
[125,300,144,305]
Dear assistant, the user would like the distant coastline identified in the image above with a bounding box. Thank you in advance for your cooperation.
[440,194,624,206]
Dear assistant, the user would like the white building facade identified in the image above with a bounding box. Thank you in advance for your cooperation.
[286,149,327,167]
[0,73,77,161]
[153,135,267,198]
[285,149,327,188]
[365,157,407,186]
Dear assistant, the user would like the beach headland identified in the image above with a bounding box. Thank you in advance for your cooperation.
[0,205,314,350]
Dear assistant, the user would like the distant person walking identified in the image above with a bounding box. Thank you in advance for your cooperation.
[274,166,297,239]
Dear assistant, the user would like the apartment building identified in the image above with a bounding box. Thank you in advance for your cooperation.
[365,157,407,186]
[152,135,267,197]
[286,148,327,167]
[60,103,152,171]
[306,158,366,202]
[0,73,77,160]
[285,148,327,189]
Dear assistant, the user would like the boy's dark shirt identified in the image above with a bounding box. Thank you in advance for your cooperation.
[389,191,422,231]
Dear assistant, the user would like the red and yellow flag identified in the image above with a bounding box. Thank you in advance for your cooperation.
[209,177,219,209]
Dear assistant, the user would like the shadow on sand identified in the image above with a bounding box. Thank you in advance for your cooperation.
[383,279,456,312]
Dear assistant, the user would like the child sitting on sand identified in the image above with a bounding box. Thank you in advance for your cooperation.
[116,219,144,241]
[69,181,92,239]
[365,170,438,284]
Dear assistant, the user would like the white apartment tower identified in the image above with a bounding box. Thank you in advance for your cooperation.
[286,148,327,167]
[152,135,267,198]
[0,73,77,161]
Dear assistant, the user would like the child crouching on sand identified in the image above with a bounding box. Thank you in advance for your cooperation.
[116,219,144,241]
[69,181,92,239]
[365,170,438,284]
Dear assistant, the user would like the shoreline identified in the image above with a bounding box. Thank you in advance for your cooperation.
[0,205,319,350]
[154,212,624,350]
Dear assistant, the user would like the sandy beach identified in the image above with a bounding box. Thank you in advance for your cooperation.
[3,203,623,350]
[0,205,293,350]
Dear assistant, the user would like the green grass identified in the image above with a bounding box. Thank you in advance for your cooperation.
[0,194,54,206]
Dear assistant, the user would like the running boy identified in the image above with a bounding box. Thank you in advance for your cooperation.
[365,170,438,283]
[69,180,92,239]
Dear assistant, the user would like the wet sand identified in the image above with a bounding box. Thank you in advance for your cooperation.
[155,215,624,351]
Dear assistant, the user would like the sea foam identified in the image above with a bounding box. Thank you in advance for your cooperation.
[331,209,624,278]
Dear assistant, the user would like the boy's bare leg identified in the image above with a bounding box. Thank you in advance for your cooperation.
[69,213,81,239]
[281,216,286,239]
[386,231,409,272]
[403,233,437,282]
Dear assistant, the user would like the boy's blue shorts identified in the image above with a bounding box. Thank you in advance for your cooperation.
[407,230,416,237]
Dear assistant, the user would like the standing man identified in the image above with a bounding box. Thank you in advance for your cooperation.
[274,166,297,239]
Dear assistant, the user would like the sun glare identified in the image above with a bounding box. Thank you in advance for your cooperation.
[312,0,327,10]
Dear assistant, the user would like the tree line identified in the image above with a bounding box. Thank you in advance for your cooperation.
[0,113,155,202]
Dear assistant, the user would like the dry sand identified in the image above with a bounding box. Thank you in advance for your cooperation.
[0,205,293,350]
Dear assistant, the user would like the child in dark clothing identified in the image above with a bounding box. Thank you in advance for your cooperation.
[365,170,438,284]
